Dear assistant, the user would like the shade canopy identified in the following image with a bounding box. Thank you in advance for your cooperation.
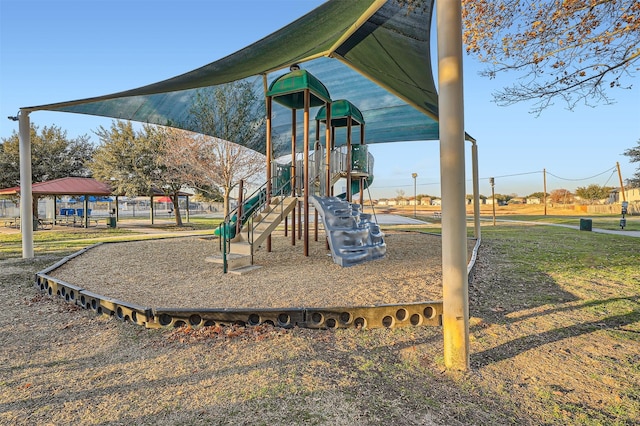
[0,177,113,197]
[316,99,365,127]
[20,0,473,157]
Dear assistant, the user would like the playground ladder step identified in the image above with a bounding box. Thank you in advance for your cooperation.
[228,264,263,275]
[229,242,252,256]
[205,252,252,269]
[251,197,297,249]
[253,219,276,232]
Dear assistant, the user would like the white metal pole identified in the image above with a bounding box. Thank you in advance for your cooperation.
[18,110,34,259]
[437,0,470,370]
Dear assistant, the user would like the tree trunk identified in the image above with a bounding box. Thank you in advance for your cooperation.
[223,186,231,219]
[171,194,183,226]
[32,195,40,219]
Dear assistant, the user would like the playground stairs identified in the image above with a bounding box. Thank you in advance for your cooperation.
[206,196,298,274]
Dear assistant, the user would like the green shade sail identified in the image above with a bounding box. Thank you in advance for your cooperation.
[267,69,331,109]
[21,0,473,157]
[316,99,365,127]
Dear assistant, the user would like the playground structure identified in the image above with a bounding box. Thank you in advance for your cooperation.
[10,0,480,369]
[209,67,386,273]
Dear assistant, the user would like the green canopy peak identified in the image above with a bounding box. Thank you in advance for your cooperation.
[267,69,331,109]
[316,99,365,127]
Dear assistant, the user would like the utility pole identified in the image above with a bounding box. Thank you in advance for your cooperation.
[543,168,547,216]
[616,162,626,202]
[490,177,496,226]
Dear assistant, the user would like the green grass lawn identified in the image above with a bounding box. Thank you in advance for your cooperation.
[2,214,638,424]
[0,216,222,260]
[492,214,640,231]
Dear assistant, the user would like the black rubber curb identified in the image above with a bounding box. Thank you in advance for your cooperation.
[35,236,480,331]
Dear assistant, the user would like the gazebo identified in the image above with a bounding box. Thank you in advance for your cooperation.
[0,177,114,229]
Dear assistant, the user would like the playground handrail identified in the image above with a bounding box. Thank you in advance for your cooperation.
[217,173,291,272]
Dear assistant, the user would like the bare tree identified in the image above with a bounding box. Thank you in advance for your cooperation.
[462,0,640,113]
[186,81,266,217]
[550,188,574,204]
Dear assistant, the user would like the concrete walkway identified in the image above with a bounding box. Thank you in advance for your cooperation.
[373,214,430,225]
[543,223,640,237]
[491,218,640,238]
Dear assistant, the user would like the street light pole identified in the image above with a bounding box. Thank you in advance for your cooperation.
[412,173,418,218]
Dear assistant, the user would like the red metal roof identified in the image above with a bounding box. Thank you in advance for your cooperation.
[0,177,113,196]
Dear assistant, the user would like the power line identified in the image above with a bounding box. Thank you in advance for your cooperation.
[546,166,616,182]
[480,171,541,180]
[371,165,622,194]
[601,169,617,187]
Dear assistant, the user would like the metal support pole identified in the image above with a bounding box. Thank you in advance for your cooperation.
[471,142,480,240]
[298,199,302,241]
[303,90,310,256]
[265,95,273,252]
[83,197,89,228]
[291,108,297,246]
[325,104,332,197]
[18,110,34,258]
[347,116,353,202]
[437,0,470,371]
[236,180,244,237]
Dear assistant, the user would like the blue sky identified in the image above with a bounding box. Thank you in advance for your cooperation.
[1,0,638,199]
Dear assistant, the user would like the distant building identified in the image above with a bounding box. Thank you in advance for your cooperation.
[609,187,640,203]
[527,197,541,205]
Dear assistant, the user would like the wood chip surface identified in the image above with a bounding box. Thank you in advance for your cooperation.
[49,231,476,309]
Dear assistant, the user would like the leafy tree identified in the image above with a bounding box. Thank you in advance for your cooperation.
[90,121,159,196]
[90,121,194,225]
[623,138,640,187]
[528,192,548,199]
[575,184,614,203]
[462,0,640,113]
[0,124,95,218]
[0,124,94,189]
[185,82,266,217]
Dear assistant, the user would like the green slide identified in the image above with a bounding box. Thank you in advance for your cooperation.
[215,189,266,238]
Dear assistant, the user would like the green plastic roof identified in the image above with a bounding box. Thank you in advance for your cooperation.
[316,99,365,127]
[21,0,473,157]
[267,69,331,109]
